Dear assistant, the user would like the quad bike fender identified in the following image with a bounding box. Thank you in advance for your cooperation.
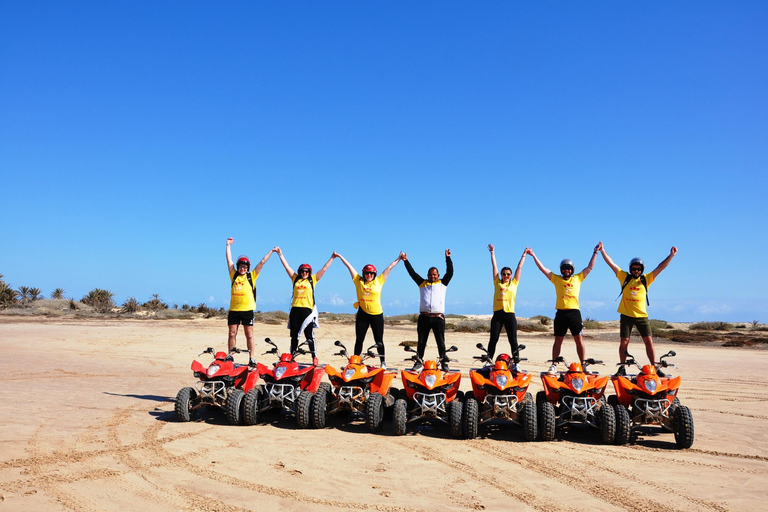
[540,373,564,402]
[371,370,396,395]
[242,369,261,393]
[469,370,489,401]
[256,362,273,377]
[589,374,611,399]
[302,366,326,393]
[191,360,206,373]
[325,364,342,379]
[610,375,639,406]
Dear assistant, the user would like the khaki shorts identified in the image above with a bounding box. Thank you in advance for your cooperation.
[620,314,651,338]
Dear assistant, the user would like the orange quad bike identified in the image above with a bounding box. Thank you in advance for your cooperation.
[464,343,536,441]
[393,345,463,438]
[311,341,398,432]
[609,350,694,448]
[241,338,325,428]
[537,356,615,443]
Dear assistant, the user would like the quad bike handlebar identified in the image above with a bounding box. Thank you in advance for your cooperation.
[616,350,677,372]
[473,342,527,365]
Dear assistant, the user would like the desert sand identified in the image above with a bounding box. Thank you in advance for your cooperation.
[1,316,766,511]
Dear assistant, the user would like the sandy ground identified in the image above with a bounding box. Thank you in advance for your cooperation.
[1,316,767,512]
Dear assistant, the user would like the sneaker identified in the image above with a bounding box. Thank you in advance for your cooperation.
[656,368,666,378]
[615,366,627,377]
[511,363,520,372]
[381,362,387,370]
[411,362,423,372]
[548,364,558,374]
[441,362,450,372]
[249,358,258,367]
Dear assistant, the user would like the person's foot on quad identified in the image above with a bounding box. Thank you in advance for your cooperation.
[656,368,666,378]
[548,364,558,374]
[441,362,450,372]
[249,358,258,367]
[615,366,626,377]
[411,361,423,372]
[380,362,387,370]
[312,356,319,366]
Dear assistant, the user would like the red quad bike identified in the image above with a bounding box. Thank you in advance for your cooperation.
[537,356,615,444]
[174,347,260,425]
[241,338,325,428]
[609,350,694,449]
[311,341,398,432]
[464,343,537,441]
[393,345,463,438]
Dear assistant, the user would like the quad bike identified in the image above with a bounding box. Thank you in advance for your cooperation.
[609,350,694,448]
[464,343,536,441]
[311,341,398,432]
[392,345,463,438]
[174,347,260,425]
[537,356,615,443]
[241,338,325,428]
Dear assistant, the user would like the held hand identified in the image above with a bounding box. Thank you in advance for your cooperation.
[400,251,407,261]
[227,238,234,246]
[445,249,451,257]
[595,241,603,252]
[488,243,495,252]
[525,247,533,256]
[332,251,340,258]
[274,246,282,255]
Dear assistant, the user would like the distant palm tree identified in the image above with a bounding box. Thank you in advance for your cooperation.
[0,280,19,309]
[51,288,66,299]
[29,288,43,301]
[17,286,31,305]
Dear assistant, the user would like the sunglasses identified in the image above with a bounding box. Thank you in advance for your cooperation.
[630,267,643,272]
[300,269,310,273]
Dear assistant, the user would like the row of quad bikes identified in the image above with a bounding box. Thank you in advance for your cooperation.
[175,339,694,449]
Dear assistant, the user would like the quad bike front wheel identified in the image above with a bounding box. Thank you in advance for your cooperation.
[311,387,328,429]
[366,392,385,433]
[175,387,197,422]
[598,402,616,444]
[226,389,245,426]
[296,390,314,429]
[537,391,556,442]
[243,387,261,426]
[463,397,479,440]
[449,399,464,439]
[613,403,631,445]
[393,398,407,436]
[673,405,695,449]
[522,395,537,442]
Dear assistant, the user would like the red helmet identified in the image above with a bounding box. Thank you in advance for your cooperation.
[298,263,312,275]
[236,255,251,270]
[362,264,377,277]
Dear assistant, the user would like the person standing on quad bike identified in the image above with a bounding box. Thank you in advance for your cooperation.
[526,243,601,373]
[335,251,403,369]
[274,247,336,365]
[599,244,678,376]
[400,249,454,371]
[486,244,527,363]
[226,238,276,364]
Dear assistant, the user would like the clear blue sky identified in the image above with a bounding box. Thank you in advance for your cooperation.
[1,1,766,322]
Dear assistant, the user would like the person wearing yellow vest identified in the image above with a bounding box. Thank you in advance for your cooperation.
[226,238,276,364]
[487,244,527,363]
[526,243,600,372]
[335,251,403,368]
[274,247,336,365]
[599,244,678,375]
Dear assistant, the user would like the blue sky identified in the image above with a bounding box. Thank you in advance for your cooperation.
[1,1,766,322]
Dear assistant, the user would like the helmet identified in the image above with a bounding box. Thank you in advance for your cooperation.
[560,259,574,273]
[362,264,377,278]
[236,255,251,270]
[495,353,512,365]
[297,263,312,275]
[629,257,645,272]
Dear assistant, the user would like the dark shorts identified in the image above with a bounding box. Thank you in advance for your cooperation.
[620,314,652,338]
[228,310,254,326]
[554,309,583,337]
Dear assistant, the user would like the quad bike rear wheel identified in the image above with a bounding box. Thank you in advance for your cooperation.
[537,391,556,442]
[449,399,464,439]
[522,395,537,441]
[393,398,407,436]
[226,389,245,426]
[613,403,631,445]
[463,397,479,440]
[296,390,314,429]
[243,387,261,426]
[366,392,385,433]
[311,387,328,429]
[673,405,694,449]
[598,402,616,444]
[175,387,197,422]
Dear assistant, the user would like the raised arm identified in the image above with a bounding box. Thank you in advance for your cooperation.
[401,251,424,284]
[514,248,526,282]
[380,253,403,281]
[488,244,499,280]
[274,246,295,279]
[226,238,235,273]
[599,243,620,275]
[315,253,336,281]
[651,246,678,278]
[442,249,454,285]
[253,247,276,276]
[525,247,551,279]
[580,242,601,279]
[334,252,358,279]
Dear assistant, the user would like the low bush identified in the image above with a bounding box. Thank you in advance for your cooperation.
[690,321,733,331]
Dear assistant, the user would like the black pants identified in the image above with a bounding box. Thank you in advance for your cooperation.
[417,314,447,360]
[488,310,518,360]
[289,307,316,357]
[355,308,385,365]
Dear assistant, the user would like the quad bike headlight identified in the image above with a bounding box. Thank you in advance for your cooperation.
[425,374,437,388]
[495,375,508,388]
[644,379,658,394]
[207,365,220,377]
[571,378,584,393]
[344,368,356,381]
[275,366,287,380]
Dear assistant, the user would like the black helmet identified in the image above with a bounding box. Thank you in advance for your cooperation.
[560,259,574,273]
[629,257,645,272]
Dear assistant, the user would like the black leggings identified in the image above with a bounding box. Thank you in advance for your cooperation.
[289,307,316,357]
[355,308,385,365]
[416,314,446,360]
[488,310,518,360]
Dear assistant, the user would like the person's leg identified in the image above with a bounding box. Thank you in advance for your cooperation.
[552,336,565,361]
[416,314,430,360]
[619,337,630,362]
[354,309,370,356]
[487,311,504,359]
[288,307,306,354]
[573,335,586,364]
[642,336,656,365]
[504,313,519,357]
[433,316,447,361]
[370,314,386,366]
[228,324,239,351]
[244,325,255,358]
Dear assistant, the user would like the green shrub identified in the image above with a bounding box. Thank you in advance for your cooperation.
[690,321,733,331]
[143,293,168,311]
[121,297,141,313]
[452,321,490,333]
[81,289,115,313]
[0,279,19,309]
[518,322,548,333]
[398,340,418,347]
[531,315,551,325]
[51,288,66,299]
[583,317,605,329]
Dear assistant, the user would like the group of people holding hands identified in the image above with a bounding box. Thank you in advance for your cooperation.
[225,238,677,376]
